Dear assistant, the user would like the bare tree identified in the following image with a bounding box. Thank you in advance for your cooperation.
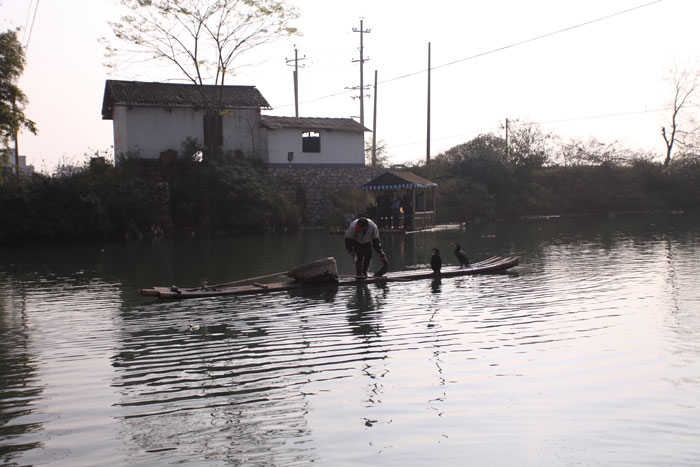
[500,119,552,168]
[104,0,298,87]
[559,137,625,167]
[102,0,298,156]
[661,66,700,167]
[365,139,389,168]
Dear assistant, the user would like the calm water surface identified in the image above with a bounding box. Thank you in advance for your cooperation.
[1,213,699,466]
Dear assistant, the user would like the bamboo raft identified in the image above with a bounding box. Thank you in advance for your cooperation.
[141,256,519,300]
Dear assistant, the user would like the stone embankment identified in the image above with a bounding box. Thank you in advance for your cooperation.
[267,166,384,225]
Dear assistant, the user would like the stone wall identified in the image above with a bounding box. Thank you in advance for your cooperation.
[267,166,385,226]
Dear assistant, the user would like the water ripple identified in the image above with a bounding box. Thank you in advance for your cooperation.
[3,218,700,465]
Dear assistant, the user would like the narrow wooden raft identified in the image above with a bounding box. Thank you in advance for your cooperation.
[141,256,519,300]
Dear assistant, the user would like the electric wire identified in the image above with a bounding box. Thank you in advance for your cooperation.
[273,0,663,111]
[385,106,674,152]
[380,0,665,86]
[273,0,667,156]
[24,0,40,52]
[22,0,36,44]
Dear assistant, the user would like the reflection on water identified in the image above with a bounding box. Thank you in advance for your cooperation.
[113,307,318,465]
[347,284,386,338]
[1,213,700,466]
[430,277,442,294]
[0,287,44,465]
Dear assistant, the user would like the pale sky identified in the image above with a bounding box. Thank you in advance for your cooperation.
[1,0,698,171]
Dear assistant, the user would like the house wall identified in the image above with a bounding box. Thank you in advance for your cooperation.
[112,105,267,163]
[266,128,365,166]
[0,154,34,176]
[113,106,128,158]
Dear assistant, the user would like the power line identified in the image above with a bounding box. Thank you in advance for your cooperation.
[22,0,36,44]
[271,0,664,111]
[381,0,664,85]
[385,105,673,151]
[535,106,670,125]
[24,0,40,51]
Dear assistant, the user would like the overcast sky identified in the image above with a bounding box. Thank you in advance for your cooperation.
[1,0,698,171]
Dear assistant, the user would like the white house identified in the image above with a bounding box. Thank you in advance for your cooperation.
[1,154,34,178]
[102,80,368,166]
[261,116,367,167]
[101,80,271,163]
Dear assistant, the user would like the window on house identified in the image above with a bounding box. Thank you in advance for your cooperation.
[302,131,321,153]
[203,113,223,147]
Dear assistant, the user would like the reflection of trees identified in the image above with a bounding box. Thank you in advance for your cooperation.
[112,248,397,464]
[663,234,700,366]
[0,284,45,465]
[113,310,318,465]
[666,238,680,314]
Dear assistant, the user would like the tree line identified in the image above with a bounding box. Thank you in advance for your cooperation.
[0,153,300,243]
[407,123,700,224]
[1,126,699,243]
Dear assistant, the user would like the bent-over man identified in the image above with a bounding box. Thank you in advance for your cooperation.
[344,217,387,277]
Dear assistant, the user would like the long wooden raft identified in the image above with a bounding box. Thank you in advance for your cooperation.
[141,256,519,300]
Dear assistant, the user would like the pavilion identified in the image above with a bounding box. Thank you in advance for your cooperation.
[361,171,438,232]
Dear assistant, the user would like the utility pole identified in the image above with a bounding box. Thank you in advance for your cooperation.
[285,45,306,118]
[372,70,378,167]
[426,42,431,164]
[352,19,371,126]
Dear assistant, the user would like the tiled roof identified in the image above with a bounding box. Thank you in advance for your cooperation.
[101,80,271,119]
[361,171,437,190]
[261,115,369,132]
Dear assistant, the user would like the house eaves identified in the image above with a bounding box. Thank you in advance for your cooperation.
[101,80,271,120]
[261,115,370,132]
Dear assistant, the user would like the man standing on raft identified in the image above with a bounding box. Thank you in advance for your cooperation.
[344,217,387,277]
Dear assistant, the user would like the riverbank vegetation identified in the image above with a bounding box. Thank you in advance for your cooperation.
[2,127,699,243]
[408,125,700,224]
[0,154,300,243]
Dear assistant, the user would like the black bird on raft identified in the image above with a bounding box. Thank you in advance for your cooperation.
[451,242,470,268]
[430,248,442,274]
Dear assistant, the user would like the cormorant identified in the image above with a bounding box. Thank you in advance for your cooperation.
[430,248,442,274]
[451,242,470,268]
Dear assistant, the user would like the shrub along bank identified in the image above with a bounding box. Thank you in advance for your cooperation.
[410,134,700,223]
[0,156,300,243]
[2,132,699,243]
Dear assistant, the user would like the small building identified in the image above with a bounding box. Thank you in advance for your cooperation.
[1,154,34,179]
[101,80,271,164]
[101,80,369,167]
[261,116,368,166]
[361,171,438,232]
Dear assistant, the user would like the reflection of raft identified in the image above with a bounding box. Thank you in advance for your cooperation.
[141,256,519,300]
